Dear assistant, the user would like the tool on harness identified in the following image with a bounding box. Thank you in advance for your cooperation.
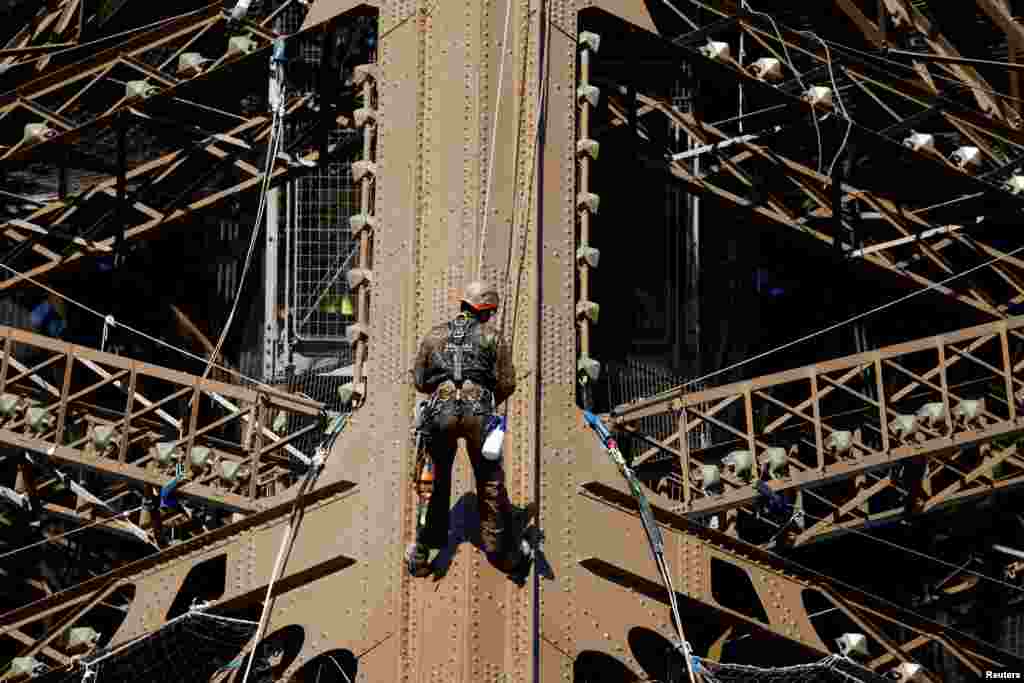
[411,398,437,539]
[583,411,698,683]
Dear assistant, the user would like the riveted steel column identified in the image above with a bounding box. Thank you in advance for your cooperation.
[576,31,601,409]
[344,63,379,407]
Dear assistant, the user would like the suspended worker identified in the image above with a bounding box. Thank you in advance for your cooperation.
[407,281,531,580]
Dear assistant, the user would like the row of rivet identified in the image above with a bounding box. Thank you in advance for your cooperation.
[575,31,601,408]
[341,62,380,408]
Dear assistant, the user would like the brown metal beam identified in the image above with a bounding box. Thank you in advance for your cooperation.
[577,475,1013,673]
[0,326,322,516]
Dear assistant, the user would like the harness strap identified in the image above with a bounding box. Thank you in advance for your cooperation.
[446,314,476,386]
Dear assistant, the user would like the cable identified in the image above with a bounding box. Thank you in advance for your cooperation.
[239,447,327,683]
[742,3,824,174]
[659,0,700,31]
[801,31,853,178]
[327,655,353,683]
[675,0,1024,112]
[477,0,515,281]
[686,504,1024,664]
[6,3,220,71]
[820,35,1024,110]
[197,57,286,388]
[0,260,268,387]
[0,505,142,562]
[631,239,1024,406]
[760,490,1024,596]
[505,0,553,349]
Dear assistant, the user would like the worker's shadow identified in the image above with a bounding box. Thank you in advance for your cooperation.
[431,493,554,583]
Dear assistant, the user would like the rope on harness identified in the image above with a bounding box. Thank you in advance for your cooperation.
[238,415,345,683]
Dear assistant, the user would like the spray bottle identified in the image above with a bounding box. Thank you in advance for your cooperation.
[482,415,506,461]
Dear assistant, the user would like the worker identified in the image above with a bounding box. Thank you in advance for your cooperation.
[407,281,531,580]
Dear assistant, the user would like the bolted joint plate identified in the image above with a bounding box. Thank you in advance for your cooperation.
[578,31,601,53]
[576,138,599,160]
[346,268,373,289]
[354,107,377,127]
[227,36,257,57]
[338,380,366,404]
[577,84,601,108]
[27,406,52,432]
[92,424,117,451]
[577,355,601,382]
[349,213,377,235]
[23,123,55,144]
[0,393,22,418]
[177,52,209,75]
[345,323,369,345]
[125,80,157,100]
[353,63,380,86]
[576,300,600,324]
[577,192,600,215]
[576,245,600,268]
[9,657,41,678]
[352,160,378,183]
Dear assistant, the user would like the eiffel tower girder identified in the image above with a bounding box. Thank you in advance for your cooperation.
[2,0,1024,681]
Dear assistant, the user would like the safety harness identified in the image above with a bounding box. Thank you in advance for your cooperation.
[436,314,495,416]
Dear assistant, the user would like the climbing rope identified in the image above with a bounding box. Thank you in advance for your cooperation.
[238,415,347,683]
[583,411,698,683]
[476,0,515,281]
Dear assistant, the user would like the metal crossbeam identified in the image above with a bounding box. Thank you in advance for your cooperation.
[576,476,1013,680]
[623,94,1021,316]
[0,326,322,515]
[6,2,1024,682]
[611,317,1024,547]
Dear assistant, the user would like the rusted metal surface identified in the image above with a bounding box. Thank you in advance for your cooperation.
[604,91,1024,319]
[0,8,348,292]
[0,325,322,516]
[4,1,1024,682]
[1,0,84,73]
[612,316,1024,546]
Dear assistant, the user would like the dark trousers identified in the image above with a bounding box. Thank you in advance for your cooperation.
[418,411,516,567]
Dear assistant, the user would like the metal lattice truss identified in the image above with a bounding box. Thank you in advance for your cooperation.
[594,0,1024,319]
[0,0,86,72]
[5,1,1024,682]
[0,376,1014,681]
[0,3,354,290]
[612,316,1024,546]
[0,325,323,514]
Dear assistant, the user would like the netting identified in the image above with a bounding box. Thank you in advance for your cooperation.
[31,608,257,683]
[698,655,892,683]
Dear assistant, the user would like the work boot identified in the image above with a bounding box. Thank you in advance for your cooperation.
[500,539,534,586]
[406,542,432,578]
[500,507,536,584]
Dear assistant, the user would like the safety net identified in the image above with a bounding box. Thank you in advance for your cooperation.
[697,654,893,683]
[30,608,256,683]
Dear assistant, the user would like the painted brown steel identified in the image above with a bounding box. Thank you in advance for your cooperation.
[609,317,1024,541]
[4,1,1024,681]
[0,325,321,517]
